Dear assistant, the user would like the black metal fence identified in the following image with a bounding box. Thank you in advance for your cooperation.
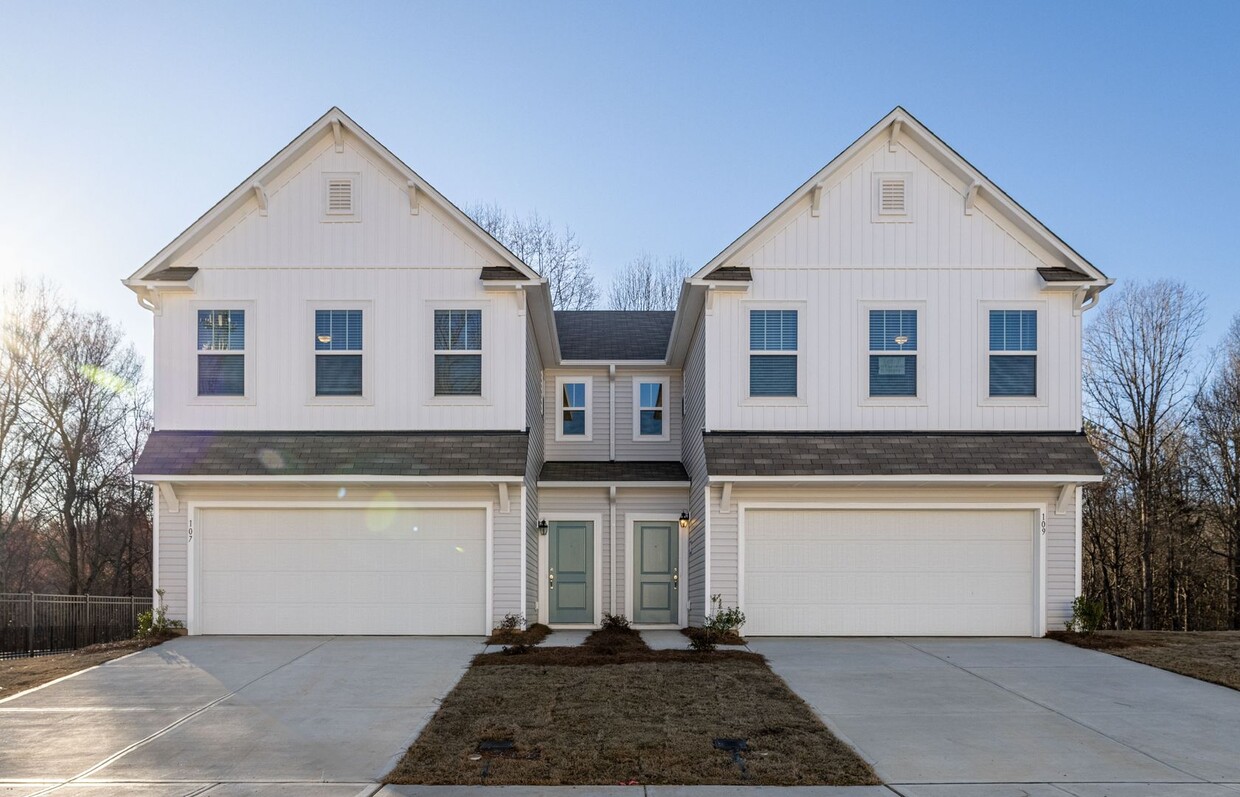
[0,593,152,660]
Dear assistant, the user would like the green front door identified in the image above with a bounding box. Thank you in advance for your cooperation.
[549,521,594,624]
[633,521,679,624]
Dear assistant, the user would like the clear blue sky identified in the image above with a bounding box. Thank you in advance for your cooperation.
[2,1,1237,366]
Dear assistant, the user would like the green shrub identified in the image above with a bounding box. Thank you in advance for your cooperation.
[1066,595,1105,634]
[137,588,184,639]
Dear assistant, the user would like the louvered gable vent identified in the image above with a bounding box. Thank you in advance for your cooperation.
[326,178,353,214]
[879,177,906,214]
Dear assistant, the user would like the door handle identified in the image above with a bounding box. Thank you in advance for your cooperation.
[548,569,555,590]
[672,567,679,590]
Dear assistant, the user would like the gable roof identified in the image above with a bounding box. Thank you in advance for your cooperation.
[690,107,1110,284]
[555,311,676,361]
[124,107,542,284]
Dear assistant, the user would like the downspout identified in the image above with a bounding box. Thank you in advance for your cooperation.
[608,365,616,461]
[609,485,617,615]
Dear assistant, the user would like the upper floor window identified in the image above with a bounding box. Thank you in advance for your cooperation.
[634,377,669,440]
[556,377,591,441]
[434,309,482,396]
[197,309,245,396]
[869,309,918,397]
[314,309,363,397]
[749,309,798,397]
[989,309,1037,397]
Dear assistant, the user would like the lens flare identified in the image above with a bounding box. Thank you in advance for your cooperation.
[77,364,132,394]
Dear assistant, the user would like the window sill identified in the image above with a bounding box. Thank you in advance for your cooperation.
[633,434,671,443]
[740,396,807,407]
[306,396,374,407]
[189,395,256,407]
[859,396,927,407]
[979,395,1048,408]
[555,434,594,443]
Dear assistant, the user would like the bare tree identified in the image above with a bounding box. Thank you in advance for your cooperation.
[1084,280,1206,629]
[466,202,598,310]
[1193,314,1240,628]
[607,253,690,311]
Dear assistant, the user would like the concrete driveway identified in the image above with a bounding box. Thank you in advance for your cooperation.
[754,637,1240,797]
[0,636,479,796]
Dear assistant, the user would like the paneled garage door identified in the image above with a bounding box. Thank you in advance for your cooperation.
[743,509,1035,636]
[196,506,486,635]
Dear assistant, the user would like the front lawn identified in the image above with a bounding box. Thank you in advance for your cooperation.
[0,636,172,698]
[1049,630,1240,691]
[386,627,878,786]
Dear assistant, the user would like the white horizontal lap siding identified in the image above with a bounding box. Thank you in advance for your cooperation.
[681,319,709,625]
[155,268,526,430]
[543,369,609,460]
[157,483,521,627]
[706,135,1082,433]
[525,317,545,619]
[1045,504,1077,630]
[615,368,682,461]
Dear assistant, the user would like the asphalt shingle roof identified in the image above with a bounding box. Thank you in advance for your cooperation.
[539,460,690,482]
[144,267,198,281]
[134,430,528,478]
[555,311,675,361]
[480,265,529,281]
[703,431,1103,477]
[703,266,752,281]
[1037,267,1092,282]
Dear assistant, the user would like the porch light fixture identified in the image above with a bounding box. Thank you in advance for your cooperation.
[679,511,690,529]
[538,519,549,536]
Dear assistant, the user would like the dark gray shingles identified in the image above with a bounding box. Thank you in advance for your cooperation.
[539,461,690,482]
[703,266,752,281]
[554,311,676,361]
[480,266,529,281]
[135,430,528,478]
[1037,267,1092,282]
[143,267,198,281]
[703,431,1103,477]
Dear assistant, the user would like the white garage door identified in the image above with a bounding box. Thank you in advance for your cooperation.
[744,509,1035,636]
[196,506,486,635]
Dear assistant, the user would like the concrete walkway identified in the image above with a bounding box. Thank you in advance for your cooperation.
[753,637,1240,797]
[0,636,480,795]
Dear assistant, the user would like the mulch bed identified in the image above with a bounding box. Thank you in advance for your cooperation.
[1049,630,1240,692]
[386,627,879,786]
[486,623,552,646]
[0,635,176,698]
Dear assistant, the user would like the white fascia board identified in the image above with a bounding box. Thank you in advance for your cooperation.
[129,107,540,283]
[707,473,1105,485]
[664,282,706,367]
[537,481,690,489]
[559,360,669,367]
[134,474,524,484]
[689,107,1109,284]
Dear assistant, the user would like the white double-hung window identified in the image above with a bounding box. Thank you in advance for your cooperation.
[556,376,591,441]
[313,309,364,397]
[868,309,918,397]
[633,377,669,441]
[197,309,246,397]
[989,309,1038,397]
[433,309,482,396]
[749,309,799,398]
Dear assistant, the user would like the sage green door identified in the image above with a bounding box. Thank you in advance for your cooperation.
[549,521,594,624]
[633,521,678,624]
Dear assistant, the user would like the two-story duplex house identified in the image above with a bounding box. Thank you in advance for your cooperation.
[127,106,1108,638]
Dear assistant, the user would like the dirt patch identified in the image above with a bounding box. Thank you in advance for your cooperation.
[1050,630,1240,691]
[0,635,175,698]
[486,623,551,646]
[387,626,878,786]
[682,627,747,646]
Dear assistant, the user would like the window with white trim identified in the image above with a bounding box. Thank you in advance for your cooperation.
[197,309,246,396]
[989,309,1037,397]
[868,309,918,397]
[633,377,669,440]
[556,377,591,441]
[314,309,363,396]
[434,309,482,396]
[749,309,798,398]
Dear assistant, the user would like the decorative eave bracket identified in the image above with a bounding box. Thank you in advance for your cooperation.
[159,482,180,514]
[810,184,823,217]
[498,483,510,514]
[251,182,268,217]
[407,180,420,215]
[1056,483,1075,515]
[331,118,344,153]
[964,180,980,215]
[720,481,734,513]
[889,119,903,152]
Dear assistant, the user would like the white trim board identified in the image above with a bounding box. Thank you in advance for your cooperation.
[536,512,605,628]
[624,513,690,626]
[735,501,1048,637]
[186,500,494,636]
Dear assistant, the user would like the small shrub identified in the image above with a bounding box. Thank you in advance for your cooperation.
[687,629,717,653]
[600,613,631,631]
[705,594,746,636]
[137,589,184,639]
[1066,596,1105,634]
[496,613,526,632]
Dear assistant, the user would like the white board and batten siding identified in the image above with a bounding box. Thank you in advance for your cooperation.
[155,484,524,631]
[704,133,1083,433]
[542,368,683,462]
[152,132,528,432]
[707,485,1079,636]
